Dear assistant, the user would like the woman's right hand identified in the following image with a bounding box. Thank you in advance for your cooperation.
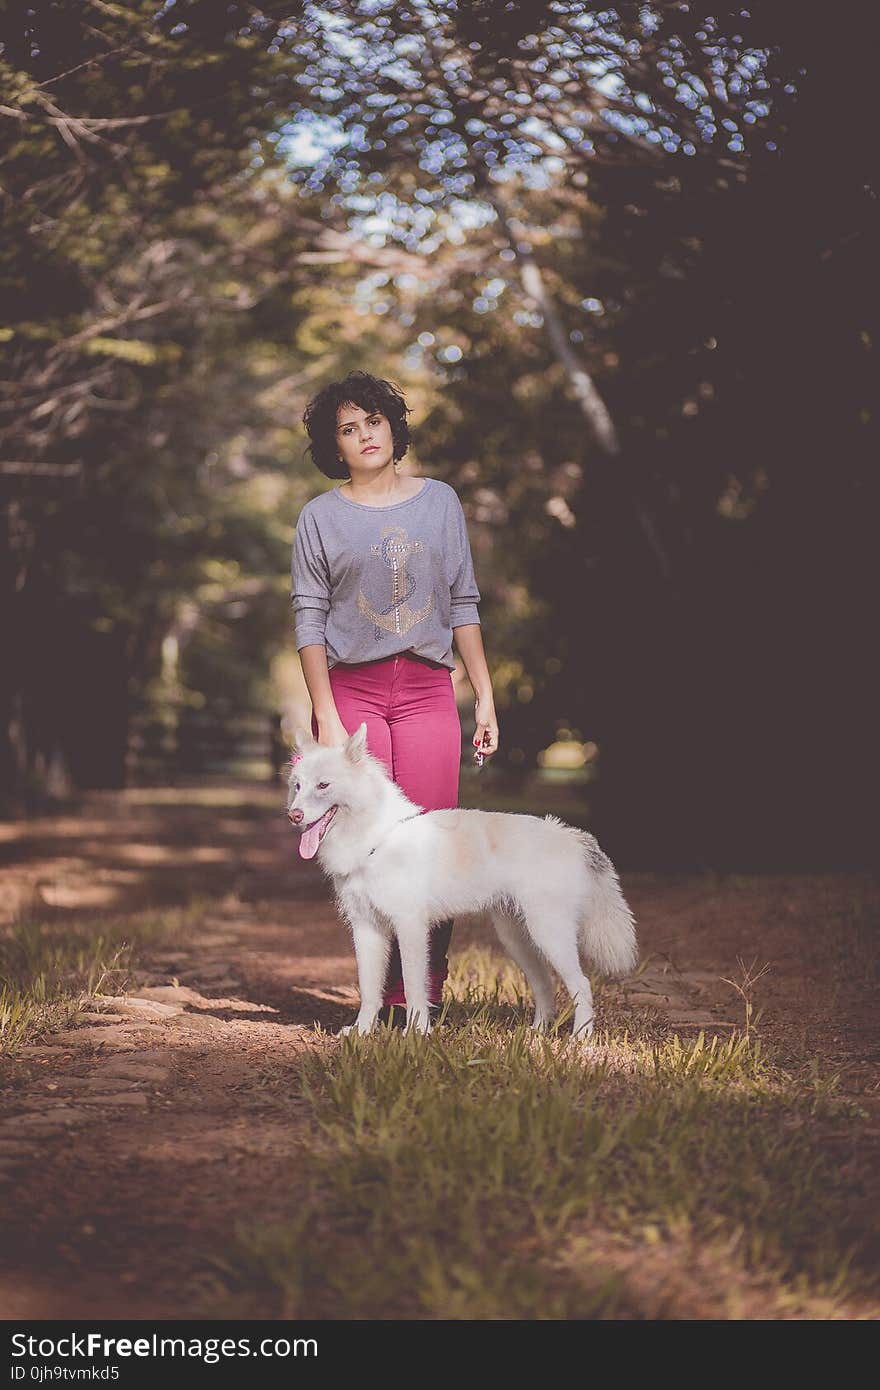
[317,714,350,748]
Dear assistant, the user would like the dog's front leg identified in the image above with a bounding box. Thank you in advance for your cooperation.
[344,918,390,1036]
[395,919,432,1035]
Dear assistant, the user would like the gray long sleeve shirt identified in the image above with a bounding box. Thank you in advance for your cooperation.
[290,477,481,671]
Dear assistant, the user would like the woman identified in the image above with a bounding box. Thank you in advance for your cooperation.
[291,370,499,1025]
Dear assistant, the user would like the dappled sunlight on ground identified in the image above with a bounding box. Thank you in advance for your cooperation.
[0,781,316,925]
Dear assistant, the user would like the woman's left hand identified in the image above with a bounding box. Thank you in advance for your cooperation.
[473,694,499,759]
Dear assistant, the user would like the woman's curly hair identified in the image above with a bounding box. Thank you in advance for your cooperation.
[302,370,412,480]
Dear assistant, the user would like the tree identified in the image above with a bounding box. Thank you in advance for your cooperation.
[1,2,322,798]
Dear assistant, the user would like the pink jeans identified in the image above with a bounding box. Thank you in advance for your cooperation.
[310,651,461,1006]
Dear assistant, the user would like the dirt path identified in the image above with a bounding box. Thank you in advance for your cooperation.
[0,784,877,1319]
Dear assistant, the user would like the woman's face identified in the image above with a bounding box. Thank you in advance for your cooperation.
[335,403,394,474]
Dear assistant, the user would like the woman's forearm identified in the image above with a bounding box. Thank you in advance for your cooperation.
[454,623,499,756]
[452,624,495,703]
[299,645,341,726]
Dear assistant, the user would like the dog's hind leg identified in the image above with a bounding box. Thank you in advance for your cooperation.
[490,910,557,1030]
[519,906,595,1037]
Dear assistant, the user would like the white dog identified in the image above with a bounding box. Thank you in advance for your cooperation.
[287,724,637,1037]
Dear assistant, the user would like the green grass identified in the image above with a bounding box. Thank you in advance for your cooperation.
[0,905,197,1055]
[212,948,873,1320]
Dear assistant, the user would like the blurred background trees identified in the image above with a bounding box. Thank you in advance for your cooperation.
[2,1,876,866]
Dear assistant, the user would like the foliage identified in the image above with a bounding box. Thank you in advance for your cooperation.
[0,2,401,794]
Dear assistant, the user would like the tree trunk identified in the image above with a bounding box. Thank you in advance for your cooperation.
[484,185,672,580]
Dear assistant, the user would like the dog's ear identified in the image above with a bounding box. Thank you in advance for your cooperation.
[292,726,317,756]
[344,722,369,764]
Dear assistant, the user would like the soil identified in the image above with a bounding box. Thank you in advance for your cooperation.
[0,782,877,1320]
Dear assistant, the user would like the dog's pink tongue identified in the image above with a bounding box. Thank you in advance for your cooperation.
[299,807,334,860]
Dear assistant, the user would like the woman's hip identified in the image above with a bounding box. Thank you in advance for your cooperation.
[329,651,454,713]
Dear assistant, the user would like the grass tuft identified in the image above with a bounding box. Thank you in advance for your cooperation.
[213,948,871,1320]
[0,904,199,1055]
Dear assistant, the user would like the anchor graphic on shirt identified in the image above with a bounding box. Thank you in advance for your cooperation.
[357,525,434,640]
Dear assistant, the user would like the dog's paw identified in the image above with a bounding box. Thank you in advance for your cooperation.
[404,1015,433,1037]
[337,1023,355,1037]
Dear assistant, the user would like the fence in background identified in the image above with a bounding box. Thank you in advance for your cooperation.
[127,708,287,784]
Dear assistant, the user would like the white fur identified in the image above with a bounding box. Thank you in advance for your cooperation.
[288,723,638,1038]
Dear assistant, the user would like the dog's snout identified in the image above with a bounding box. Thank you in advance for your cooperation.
[288,807,303,825]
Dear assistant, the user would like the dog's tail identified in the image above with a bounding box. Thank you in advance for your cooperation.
[572,827,638,977]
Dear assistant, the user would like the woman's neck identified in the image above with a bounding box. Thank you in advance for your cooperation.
[343,464,412,504]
